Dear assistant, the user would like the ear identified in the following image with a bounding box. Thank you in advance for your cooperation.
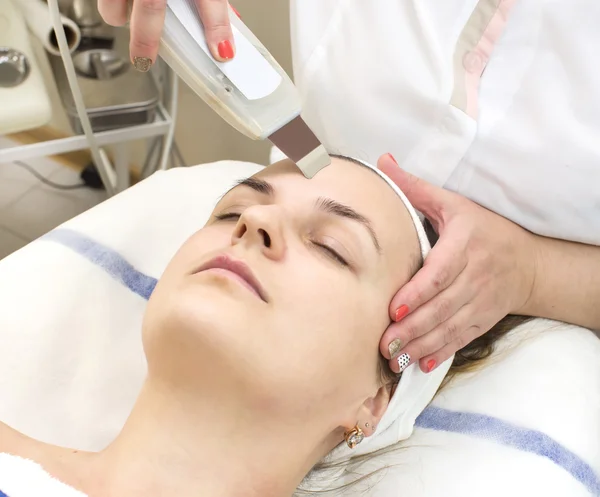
[357,384,392,438]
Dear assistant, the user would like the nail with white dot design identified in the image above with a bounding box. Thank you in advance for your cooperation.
[397,353,411,373]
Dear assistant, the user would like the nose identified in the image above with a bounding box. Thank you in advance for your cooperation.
[231,205,287,260]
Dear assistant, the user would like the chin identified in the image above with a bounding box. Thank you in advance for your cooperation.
[144,283,254,367]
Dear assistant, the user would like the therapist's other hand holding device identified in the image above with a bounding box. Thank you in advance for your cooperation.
[98,0,235,71]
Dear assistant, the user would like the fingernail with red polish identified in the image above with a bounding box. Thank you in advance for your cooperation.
[231,4,241,18]
[426,359,437,373]
[218,40,234,60]
[394,304,409,322]
[387,153,398,165]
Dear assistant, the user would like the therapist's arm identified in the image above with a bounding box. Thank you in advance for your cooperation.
[520,235,600,331]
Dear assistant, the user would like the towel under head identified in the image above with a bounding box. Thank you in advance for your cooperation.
[0,453,86,497]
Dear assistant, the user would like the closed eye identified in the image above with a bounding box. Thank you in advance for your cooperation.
[312,242,349,267]
[214,212,241,221]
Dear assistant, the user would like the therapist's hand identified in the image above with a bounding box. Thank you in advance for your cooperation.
[98,0,237,72]
[377,153,538,374]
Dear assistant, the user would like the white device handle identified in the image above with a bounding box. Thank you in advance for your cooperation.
[159,1,301,140]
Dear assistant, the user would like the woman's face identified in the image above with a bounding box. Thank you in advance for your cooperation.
[143,157,420,434]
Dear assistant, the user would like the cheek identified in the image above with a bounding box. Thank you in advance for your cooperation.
[188,225,233,251]
[142,227,237,351]
[263,267,389,409]
[273,265,389,349]
[163,227,233,275]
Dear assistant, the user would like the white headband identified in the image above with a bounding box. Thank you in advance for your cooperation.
[317,159,453,470]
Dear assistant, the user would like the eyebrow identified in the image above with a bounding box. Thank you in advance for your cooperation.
[235,177,274,195]
[315,198,381,253]
[235,177,382,253]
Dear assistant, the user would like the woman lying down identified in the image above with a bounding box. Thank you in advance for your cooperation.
[0,156,527,496]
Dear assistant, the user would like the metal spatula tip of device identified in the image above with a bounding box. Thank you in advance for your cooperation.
[295,144,331,178]
[269,116,331,178]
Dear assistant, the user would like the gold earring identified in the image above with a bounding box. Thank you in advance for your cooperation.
[344,425,364,449]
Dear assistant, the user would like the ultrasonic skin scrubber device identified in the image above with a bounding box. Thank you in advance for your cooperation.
[160,0,331,178]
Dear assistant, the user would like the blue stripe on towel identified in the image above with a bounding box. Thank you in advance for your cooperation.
[0,489,9,497]
[416,406,600,495]
[41,229,157,300]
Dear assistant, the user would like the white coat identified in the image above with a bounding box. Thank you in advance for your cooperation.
[287,0,600,245]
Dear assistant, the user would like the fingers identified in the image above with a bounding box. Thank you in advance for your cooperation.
[127,0,234,72]
[381,275,475,361]
[385,241,468,335]
[196,0,235,61]
[388,305,480,374]
[129,0,167,71]
[98,0,128,26]
[418,324,485,373]
[376,153,456,224]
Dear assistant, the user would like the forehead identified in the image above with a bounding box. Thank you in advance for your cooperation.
[222,157,419,256]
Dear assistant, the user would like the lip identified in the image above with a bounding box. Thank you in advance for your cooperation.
[194,254,268,302]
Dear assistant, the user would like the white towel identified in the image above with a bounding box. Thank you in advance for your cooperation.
[0,453,86,497]
[0,162,599,497]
